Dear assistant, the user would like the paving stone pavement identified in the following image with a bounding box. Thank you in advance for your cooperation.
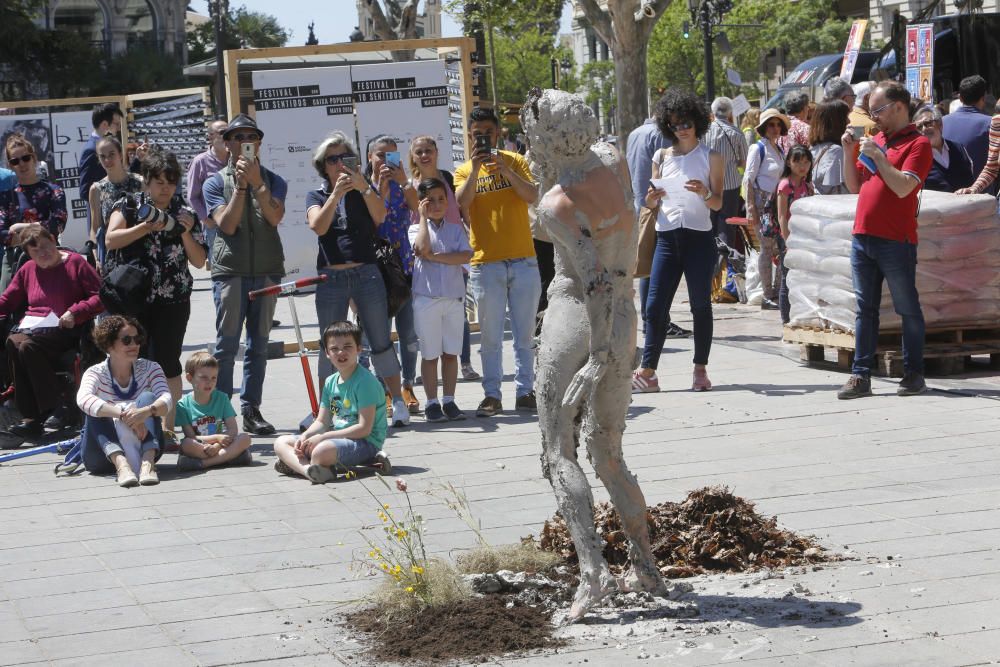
[1,272,999,666]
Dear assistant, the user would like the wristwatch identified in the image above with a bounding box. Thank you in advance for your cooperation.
[362,186,374,197]
[702,190,713,201]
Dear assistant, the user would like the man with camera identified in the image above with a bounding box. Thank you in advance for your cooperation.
[454,107,541,417]
[202,114,287,435]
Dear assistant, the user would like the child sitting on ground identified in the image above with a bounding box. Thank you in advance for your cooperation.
[408,177,474,422]
[175,351,253,470]
[273,321,390,483]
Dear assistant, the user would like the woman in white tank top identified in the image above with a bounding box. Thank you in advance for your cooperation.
[632,89,725,394]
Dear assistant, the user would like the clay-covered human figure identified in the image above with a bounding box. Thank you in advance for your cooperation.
[521,88,670,622]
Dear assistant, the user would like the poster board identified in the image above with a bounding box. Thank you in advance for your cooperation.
[905,24,935,103]
[352,60,454,173]
[839,19,869,81]
[251,67,357,278]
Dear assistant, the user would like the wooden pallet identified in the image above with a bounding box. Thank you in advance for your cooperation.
[783,324,1000,377]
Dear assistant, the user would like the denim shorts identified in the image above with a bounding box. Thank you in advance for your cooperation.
[331,438,379,467]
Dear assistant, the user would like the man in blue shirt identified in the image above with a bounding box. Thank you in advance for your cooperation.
[943,75,992,189]
[625,118,689,337]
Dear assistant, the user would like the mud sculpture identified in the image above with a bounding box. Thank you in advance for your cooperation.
[521,88,671,622]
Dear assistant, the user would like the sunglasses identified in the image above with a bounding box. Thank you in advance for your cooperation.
[118,334,145,346]
[870,101,895,118]
[230,133,260,142]
[324,154,351,164]
[916,119,936,130]
[764,120,784,129]
[668,121,694,132]
[7,155,32,166]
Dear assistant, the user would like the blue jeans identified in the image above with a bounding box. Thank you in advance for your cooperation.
[392,296,419,385]
[470,257,541,400]
[212,275,280,408]
[642,228,716,369]
[315,264,400,387]
[82,391,163,474]
[851,234,924,377]
[329,437,379,467]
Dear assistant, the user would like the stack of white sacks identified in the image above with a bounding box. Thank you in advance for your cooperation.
[785,192,1000,332]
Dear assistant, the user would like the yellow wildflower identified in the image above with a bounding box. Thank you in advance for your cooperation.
[405,586,414,593]
[411,565,424,575]
[382,503,390,510]
[396,529,408,539]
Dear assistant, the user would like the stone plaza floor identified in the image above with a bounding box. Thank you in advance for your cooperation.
[2,273,1000,666]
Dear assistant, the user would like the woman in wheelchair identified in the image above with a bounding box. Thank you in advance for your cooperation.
[77,316,172,487]
[0,226,102,439]
[0,134,67,291]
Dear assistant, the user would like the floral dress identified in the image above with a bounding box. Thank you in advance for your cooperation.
[377,182,414,276]
[111,192,206,305]
[0,180,67,245]
[95,174,143,230]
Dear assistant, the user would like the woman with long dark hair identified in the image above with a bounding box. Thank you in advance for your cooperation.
[88,136,143,268]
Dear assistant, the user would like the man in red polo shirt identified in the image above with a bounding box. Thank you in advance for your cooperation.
[838,81,933,400]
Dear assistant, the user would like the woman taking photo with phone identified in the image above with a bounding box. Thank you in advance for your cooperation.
[366,134,420,415]
[632,88,724,394]
[306,132,411,427]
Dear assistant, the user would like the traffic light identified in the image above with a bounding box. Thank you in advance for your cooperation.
[682,21,690,39]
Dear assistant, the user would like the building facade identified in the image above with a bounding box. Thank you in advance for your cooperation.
[868,0,1000,41]
[37,0,188,61]
[356,0,442,40]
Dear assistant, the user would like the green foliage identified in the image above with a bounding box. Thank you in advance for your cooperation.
[580,59,616,119]
[95,45,189,95]
[491,30,576,105]
[647,0,855,99]
[444,0,563,34]
[187,6,290,63]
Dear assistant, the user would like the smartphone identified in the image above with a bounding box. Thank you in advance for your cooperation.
[475,134,491,153]
[849,126,864,140]
[342,156,359,171]
[385,151,401,168]
[241,143,255,161]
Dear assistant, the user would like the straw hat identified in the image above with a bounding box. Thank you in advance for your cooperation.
[756,108,790,136]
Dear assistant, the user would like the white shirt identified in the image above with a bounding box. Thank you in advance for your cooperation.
[652,143,713,232]
[932,141,950,169]
[743,139,784,196]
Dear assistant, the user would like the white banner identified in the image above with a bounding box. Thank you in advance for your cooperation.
[251,67,357,279]
[0,110,94,250]
[352,60,454,174]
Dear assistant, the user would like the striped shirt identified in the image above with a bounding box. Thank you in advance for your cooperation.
[77,357,172,417]
[970,113,1000,193]
[704,119,748,191]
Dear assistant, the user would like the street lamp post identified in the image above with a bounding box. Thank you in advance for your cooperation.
[686,0,733,102]
[213,0,228,117]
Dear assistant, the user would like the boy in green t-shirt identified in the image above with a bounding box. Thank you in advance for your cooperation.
[272,321,389,484]
[175,351,253,471]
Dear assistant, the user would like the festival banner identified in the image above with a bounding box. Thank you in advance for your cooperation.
[839,19,869,81]
[905,24,935,102]
[351,60,455,174]
[251,67,356,278]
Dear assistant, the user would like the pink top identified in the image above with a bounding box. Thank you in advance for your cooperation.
[409,174,463,226]
[0,252,103,323]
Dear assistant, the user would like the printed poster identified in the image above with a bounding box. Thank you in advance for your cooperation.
[839,19,868,80]
[251,67,356,279]
[0,110,94,250]
[906,24,934,102]
[351,60,454,175]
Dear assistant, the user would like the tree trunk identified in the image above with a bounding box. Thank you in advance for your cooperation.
[612,38,649,149]
[486,16,499,106]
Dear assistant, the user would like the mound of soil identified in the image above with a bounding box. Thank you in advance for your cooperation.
[345,595,564,664]
[540,486,834,577]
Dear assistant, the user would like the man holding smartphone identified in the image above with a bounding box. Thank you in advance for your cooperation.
[454,107,541,417]
[203,113,288,434]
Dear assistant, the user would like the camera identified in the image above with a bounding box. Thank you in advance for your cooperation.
[136,202,183,238]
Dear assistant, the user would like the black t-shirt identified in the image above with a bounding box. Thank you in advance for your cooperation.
[305,186,378,268]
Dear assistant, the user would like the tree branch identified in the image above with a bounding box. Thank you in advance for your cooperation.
[396,0,420,39]
[364,0,400,40]
[575,0,614,49]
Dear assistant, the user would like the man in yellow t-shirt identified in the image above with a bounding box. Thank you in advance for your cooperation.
[454,107,540,418]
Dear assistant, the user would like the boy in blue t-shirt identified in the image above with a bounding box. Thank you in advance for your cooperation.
[272,321,389,484]
[175,351,253,470]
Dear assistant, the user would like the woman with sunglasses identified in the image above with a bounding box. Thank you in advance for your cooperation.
[743,108,790,311]
[87,136,143,268]
[0,226,102,440]
[77,315,171,487]
[306,132,411,427]
[633,88,724,394]
[0,134,67,291]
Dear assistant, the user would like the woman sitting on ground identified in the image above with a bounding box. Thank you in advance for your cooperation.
[0,134,67,290]
[77,316,171,487]
[0,226,102,438]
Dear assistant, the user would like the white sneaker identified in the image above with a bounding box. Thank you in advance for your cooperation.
[392,400,410,427]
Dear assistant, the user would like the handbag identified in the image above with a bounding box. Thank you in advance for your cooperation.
[634,205,658,279]
[99,194,151,314]
[373,237,411,318]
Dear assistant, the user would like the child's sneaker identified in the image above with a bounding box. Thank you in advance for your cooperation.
[461,363,481,381]
[442,401,466,421]
[176,454,203,472]
[306,463,336,484]
[631,370,660,393]
[374,450,392,475]
[274,459,295,477]
[424,402,447,423]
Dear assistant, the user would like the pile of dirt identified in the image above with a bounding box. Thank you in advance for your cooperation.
[344,595,564,663]
[540,486,834,577]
